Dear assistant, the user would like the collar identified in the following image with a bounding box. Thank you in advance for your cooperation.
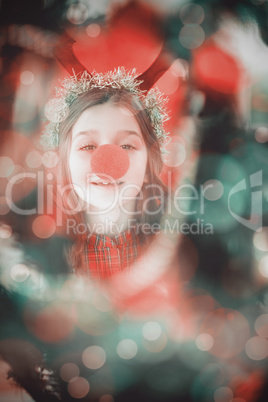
[86,226,139,248]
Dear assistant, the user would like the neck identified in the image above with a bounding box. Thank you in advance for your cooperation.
[85,201,137,238]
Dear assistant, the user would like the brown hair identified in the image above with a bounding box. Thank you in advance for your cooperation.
[56,87,167,269]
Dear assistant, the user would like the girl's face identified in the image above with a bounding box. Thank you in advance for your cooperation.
[68,102,148,211]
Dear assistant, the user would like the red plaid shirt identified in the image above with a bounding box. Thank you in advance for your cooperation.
[82,227,144,279]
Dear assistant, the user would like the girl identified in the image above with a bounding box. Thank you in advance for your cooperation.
[42,68,169,279]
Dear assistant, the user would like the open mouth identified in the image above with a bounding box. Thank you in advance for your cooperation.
[91,181,124,186]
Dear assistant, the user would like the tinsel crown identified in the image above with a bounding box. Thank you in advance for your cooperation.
[41,67,170,151]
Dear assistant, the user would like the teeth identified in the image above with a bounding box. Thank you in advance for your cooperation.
[93,181,122,185]
[101,182,121,185]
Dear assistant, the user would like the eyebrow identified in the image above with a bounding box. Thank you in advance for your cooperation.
[117,130,142,139]
[73,129,142,141]
[72,130,99,140]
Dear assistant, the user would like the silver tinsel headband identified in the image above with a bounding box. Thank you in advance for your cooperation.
[41,67,170,151]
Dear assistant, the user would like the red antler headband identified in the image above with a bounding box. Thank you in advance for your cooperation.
[42,30,174,152]
[42,67,170,152]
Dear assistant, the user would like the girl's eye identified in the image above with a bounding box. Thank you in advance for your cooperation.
[121,144,135,150]
[79,144,96,151]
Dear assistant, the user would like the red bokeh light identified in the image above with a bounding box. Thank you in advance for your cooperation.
[24,302,76,343]
[200,308,250,359]
[32,215,56,239]
[192,41,246,95]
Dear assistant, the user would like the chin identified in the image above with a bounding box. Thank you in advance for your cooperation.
[83,197,119,213]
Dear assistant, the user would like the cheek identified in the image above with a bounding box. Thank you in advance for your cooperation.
[69,157,83,184]
[69,153,92,182]
[138,151,148,177]
[128,153,148,186]
[68,155,77,179]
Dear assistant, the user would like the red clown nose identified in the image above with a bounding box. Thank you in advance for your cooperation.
[90,144,130,180]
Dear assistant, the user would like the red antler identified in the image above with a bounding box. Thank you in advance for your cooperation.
[137,46,175,91]
[55,33,174,91]
[54,31,91,76]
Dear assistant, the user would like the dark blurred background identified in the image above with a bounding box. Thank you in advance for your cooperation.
[0,1,268,401]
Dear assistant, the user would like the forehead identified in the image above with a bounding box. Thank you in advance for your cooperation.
[71,103,142,139]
